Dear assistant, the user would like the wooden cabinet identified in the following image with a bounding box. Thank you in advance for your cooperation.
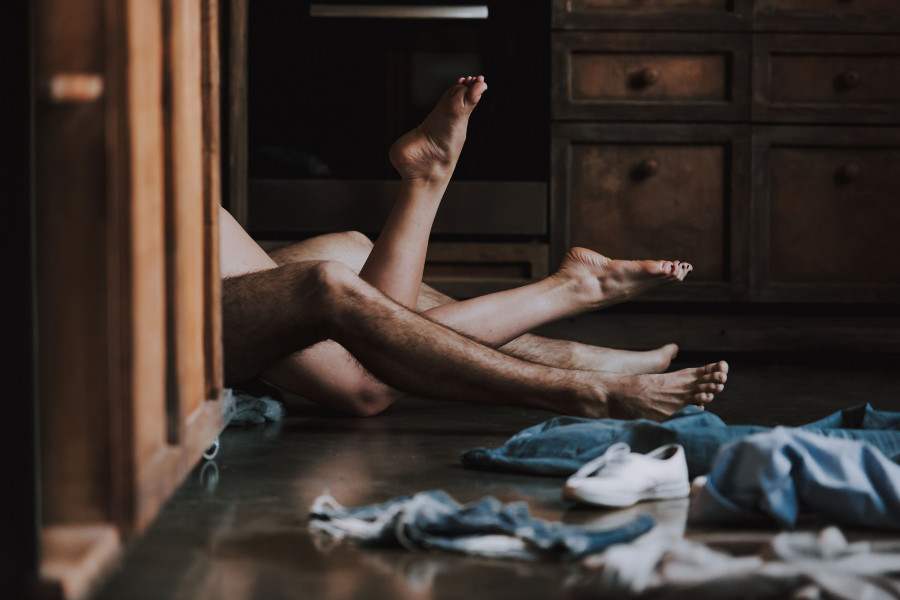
[754,127,900,302]
[552,1,900,311]
[30,0,228,598]
[753,35,900,123]
[552,123,751,302]
[553,33,750,121]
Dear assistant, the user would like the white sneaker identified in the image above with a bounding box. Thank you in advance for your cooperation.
[562,443,690,508]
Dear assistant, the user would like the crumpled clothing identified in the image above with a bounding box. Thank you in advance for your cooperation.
[689,427,900,531]
[229,391,286,426]
[461,404,900,479]
[569,527,900,600]
[308,490,655,561]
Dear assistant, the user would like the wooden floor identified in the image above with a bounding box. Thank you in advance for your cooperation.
[91,353,900,600]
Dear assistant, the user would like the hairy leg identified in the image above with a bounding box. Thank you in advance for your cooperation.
[414,283,678,374]
[249,227,685,415]
[223,260,728,420]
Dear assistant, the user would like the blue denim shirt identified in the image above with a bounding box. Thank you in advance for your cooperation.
[689,427,900,531]
[462,404,900,479]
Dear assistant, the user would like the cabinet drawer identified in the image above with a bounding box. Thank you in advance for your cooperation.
[755,0,900,32]
[423,243,549,298]
[553,0,750,31]
[553,33,749,122]
[754,36,900,124]
[552,124,751,302]
[754,128,900,302]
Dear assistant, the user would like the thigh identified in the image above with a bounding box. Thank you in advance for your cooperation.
[267,231,374,274]
[220,205,373,277]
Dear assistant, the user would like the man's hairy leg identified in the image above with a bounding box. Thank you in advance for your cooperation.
[223,261,728,420]
[252,224,691,414]
[415,284,679,375]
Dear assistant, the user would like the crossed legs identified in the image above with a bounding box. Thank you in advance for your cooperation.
[221,76,728,420]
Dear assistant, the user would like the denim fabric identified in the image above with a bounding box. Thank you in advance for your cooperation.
[309,490,655,561]
[689,427,900,531]
[461,404,900,479]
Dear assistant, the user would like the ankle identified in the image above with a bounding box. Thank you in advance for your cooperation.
[564,372,610,418]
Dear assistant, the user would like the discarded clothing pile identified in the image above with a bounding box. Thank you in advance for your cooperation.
[308,490,654,561]
[570,527,900,600]
[689,427,900,530]
[461,403,900,479]
[463,403,900,530]
[227,378,286,426]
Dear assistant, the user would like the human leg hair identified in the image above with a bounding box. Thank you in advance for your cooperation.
[416,283,679,374]
[223,260,728,420]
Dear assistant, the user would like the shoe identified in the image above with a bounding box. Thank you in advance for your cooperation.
[562,443,690,508]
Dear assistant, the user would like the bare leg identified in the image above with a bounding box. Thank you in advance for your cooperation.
[223,259,728,420]
[422,247,691,347]
[220,76,716,417]
[358,76,487,307]
[415,284,679,375]
[272,233,681,373]
[221,214,716,419]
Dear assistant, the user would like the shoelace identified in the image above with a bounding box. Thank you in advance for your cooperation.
[570,442,633,480]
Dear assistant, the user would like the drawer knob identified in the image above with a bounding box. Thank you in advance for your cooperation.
[634,158,660,180]
[836,163,861,184]
[631,67,660,89]
[834,69,860,91]
[44,73,104,103]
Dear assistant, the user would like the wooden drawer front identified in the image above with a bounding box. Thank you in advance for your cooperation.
[754,36,900,123]
[553,0,750,31]
[756,129,900,301]
[755,0,900,33]
[553,124,751,301]
[572,53,727,102]
[424,243,549,298]
[554,33,749,122]
[570,144,725,282]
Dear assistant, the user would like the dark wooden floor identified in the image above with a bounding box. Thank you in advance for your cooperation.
[92,353,900,600]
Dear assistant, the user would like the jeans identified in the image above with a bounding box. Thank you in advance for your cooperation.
[461,404,900,479]
[689,427,900,531]
[309,490,655,561]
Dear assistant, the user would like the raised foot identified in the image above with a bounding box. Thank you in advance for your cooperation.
[603,360,729,422]
[557,247,692,309]
[389,75,487,183]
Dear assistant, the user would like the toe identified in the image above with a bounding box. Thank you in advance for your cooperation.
[693,392,714,404]
[697,383,725,393]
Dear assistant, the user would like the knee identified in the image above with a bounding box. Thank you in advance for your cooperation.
[338,230,374,253]
[341,384,400,417]
[332,231,373,273]
[305,260,361,302]
[280,260,363,321]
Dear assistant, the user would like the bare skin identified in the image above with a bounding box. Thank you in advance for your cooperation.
[220,76,729,420]
[360,76,488,308]
[222,259,729,420]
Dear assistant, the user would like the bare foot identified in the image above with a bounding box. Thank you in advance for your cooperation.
[575,343,679,375]
[557,247,692,310]
[580,361,729,421]
[389,75,488,182]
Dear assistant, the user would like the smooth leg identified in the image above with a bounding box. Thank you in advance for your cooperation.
[359,76,488,307]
